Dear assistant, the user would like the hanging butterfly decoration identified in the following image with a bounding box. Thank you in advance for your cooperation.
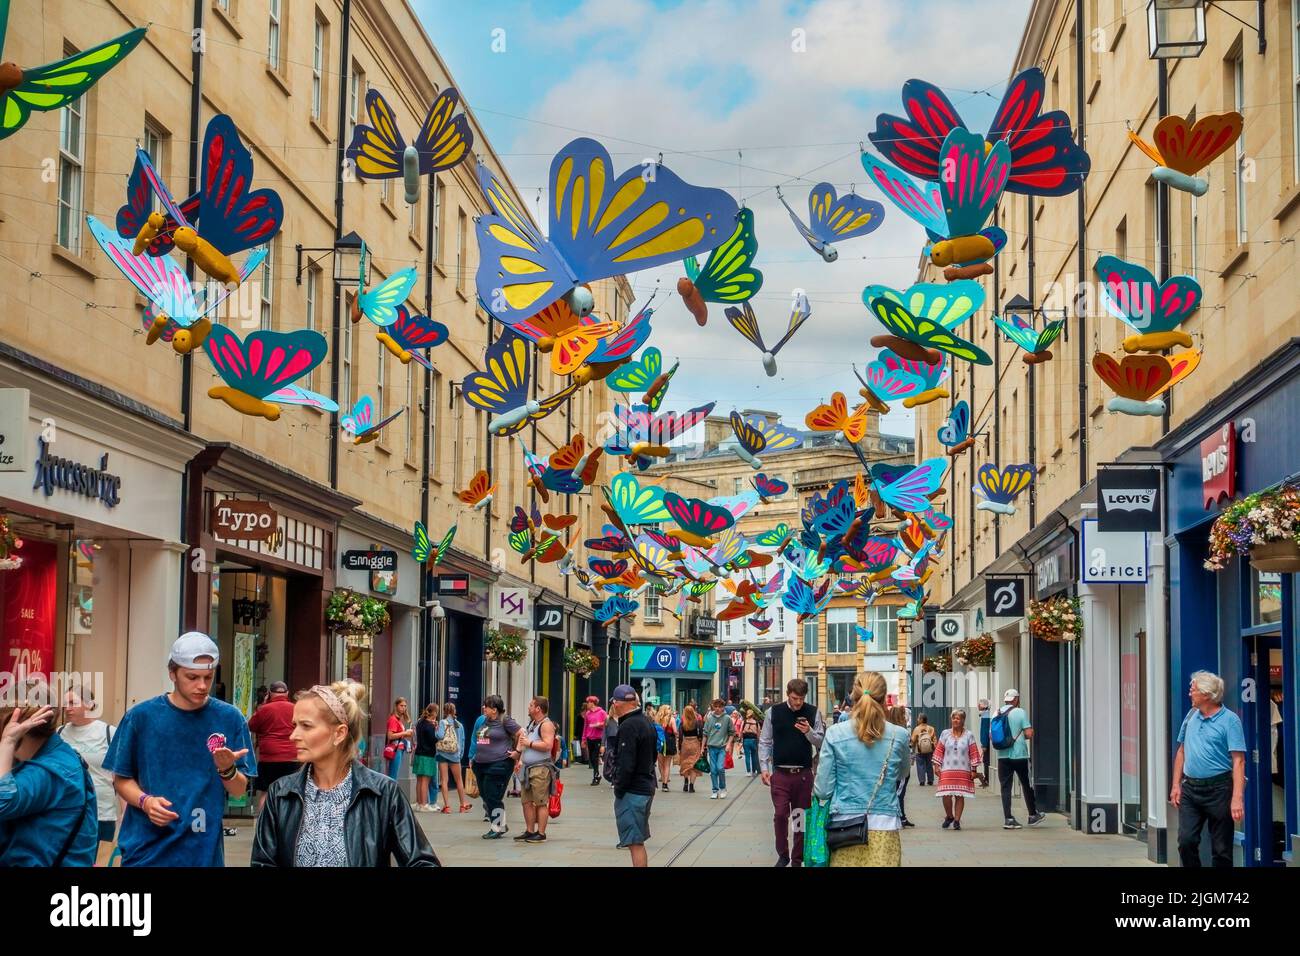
[339,395,404,445]
[129,114,284,286]
[576,297,657,386]
[1094,255,1200,353]
[603,473,671,525]
[870,67,1091,198]
[595,595,639,627]
[870,459,948,516]
[522,434,603,502]
[606,402,716,461]
[463,328,579,436]
[1127,112,1243,196]
[724,292,812,377]
[348,243,418,327]
[994,312,1065,364]
[937,400,979,456]
[782,575,834,624]
[663,493,736,549]
[727,411,803,469]
[487,294,620,377]
[455,469,497,511]
[754,523,796,551]
[751,474,789,503]
[862,128,1010,280]
[87,216,266,355]
[0,8,146,141]
[377,305,449,369]
[202,327,336,420]
[863,280,990,366]
[412,521,456,565]
[974,463,1034,515]
[854,626,874,645]
[475,138,738,324]
[1092,351,1201,416]
[608,347,679,413]
[857,348,948,412]
[777,182,885,262]
[345,87,473,203]
[805,392,871,444]
[676,207,763,326]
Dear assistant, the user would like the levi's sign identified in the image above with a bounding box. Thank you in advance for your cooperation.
[1097,466,1161,533]
[211,500,277,541]
[342,550,397,572]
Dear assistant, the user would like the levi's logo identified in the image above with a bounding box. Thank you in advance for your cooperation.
[1102,489,1156,512]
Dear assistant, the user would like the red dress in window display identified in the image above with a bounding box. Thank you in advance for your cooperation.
[0,539,58,678]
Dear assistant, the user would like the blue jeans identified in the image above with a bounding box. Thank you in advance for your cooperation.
[386,749,403,780]
[742,738,758,774]
[707,746,727,791]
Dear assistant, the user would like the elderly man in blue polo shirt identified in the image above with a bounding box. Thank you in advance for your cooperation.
[1170,670,1246,868]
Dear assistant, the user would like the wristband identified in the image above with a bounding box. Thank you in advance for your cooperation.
[218,764,238,781]
[138,793,152,811]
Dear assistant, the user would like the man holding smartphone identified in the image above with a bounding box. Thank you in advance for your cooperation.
[758,679,825,867]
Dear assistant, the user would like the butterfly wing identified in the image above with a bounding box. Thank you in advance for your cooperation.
[938,127,1011,239]
[196,114,284,255]
[860,151,949,236]
[1154,112,1242,177]
[1094,254,1201,334]
[730,410,767,455]
[778,188,824,251]
[115,153,199,255]
[869,298,992,365]
[433,526,457,565]
[587,300,654,364]
[769,292,812,356]
[987,67,1092,196]
[865,280,984,332]
[411,521,431,562]
[387,305,450,352]
[608,348,661,392]
[937,400,971,447]
[806,182,885,244]
[868,78,964,184]
[0,26,148,140]
[547,137,740,284]
[463,328,530,415]
[87,216,201,324]
[725,301,767,352]
[608,473,671,524]
[877,458,947,513]
[412,86,474,175]
[203,327,328,400]
[265,384,339,412]
[345,88,407,178]
[747,416,803,452]
[691,208,763,303]
[993,315,1040,353]
[359,269,419,328]
[664,494,736,538]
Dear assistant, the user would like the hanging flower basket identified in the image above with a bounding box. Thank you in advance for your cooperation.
[0,513,23,571]
[922,653,952,674]
[562,647,600,676]
[1205,484,1300,572]
[955,633,996,668]
[326,589,390,636]
[1028,596,1082,643]
[485,629,527,664]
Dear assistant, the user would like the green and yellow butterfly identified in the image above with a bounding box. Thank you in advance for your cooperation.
[866,295,992,366]
[605,474,670,524]
[0,2,146,141]
[608,347,679,412]
[412,521,456,565]
[678,207,763,325]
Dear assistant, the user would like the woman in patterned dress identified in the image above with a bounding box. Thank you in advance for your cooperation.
[932,709,982,831]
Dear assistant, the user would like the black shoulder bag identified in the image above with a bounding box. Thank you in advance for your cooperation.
[824,736,896,851]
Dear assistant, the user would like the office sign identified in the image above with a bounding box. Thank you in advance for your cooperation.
[0,389,29,472]
[342,549,397,572]
[534,603,564,633]
[1097,466,1161,532]
[691,616,718,638]
[936,613,965,643]
[1081,519,1148,583]
[985,577,1025,618]
[210,499,277,542]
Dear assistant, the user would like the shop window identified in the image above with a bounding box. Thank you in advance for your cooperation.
[828,670,855,707]
[1252,569,1283,627]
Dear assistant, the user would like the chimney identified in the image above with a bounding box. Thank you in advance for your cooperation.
[703,415,731,453]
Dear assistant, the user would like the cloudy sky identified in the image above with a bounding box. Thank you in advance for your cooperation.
[415,0,1033,440]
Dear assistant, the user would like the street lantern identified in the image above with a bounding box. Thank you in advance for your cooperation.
[294,230,370,286]
[1002,293,1033,315]
[1146,0,1207,59]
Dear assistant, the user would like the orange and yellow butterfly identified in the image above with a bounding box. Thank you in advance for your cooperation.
[455,470,497,510]
[805,392,871,443]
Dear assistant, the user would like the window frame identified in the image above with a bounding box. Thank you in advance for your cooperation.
[311,14,325,122]
[267,0,283,71]
[259,239,275,330]
[802,620,818,655]
[827,606,856,654]
[1232,51,1247,244]
[57,81,86,254]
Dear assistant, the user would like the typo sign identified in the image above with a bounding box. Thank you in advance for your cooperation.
[534,604,564,632]
[1201,422,1236,509]
[342,550,397,571]
[985,578,1025,618]
[211,500,276,541]
[1097,466,1161,533]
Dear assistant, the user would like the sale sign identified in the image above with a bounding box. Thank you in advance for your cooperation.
[0,538,57,678]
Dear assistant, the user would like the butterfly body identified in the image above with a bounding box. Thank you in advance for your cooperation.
[676,208,763,326]
[1092,351,1201,416]
[1128,112,1242,197]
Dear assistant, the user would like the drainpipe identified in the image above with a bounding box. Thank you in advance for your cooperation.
[1158,58,1173,434]
[992,214,1002,558]
[418,171,436,710]
[1075,0,1089,490]
[328,0,353,489]
[1027,197,1037,528]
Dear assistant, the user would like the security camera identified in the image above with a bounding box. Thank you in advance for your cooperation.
[425,599,447,620]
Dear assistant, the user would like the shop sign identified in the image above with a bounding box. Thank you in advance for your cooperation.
[691,616,718,638]
[1201,421,1236,509]
[1034,541,1073,598]
[432,573,469,596]
[32,438,121,508]
[1081,520,1148,584]
[534,604,564,633]
[211,500,278,542]
[0,389,29,472]
[730,650,745,667]
[492,587,531,628]
[1097,466,1162,533]
[936,613,965,643]
[342,550,396,572]
[985,577,1025,618]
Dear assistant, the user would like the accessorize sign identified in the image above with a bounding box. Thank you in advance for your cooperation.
[32,438,120,507]
[210,500,278,542]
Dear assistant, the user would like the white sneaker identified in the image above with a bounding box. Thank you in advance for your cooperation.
[710,791,719,799]
[719,790,727,799]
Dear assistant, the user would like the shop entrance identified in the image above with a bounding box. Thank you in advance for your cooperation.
[442,611,483,737]
[1242,630,1286,865]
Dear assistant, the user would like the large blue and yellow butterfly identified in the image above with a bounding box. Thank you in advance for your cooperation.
[475,139,739,324]
[462,328,578,436]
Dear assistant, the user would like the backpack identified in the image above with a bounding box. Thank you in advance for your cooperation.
[654,721,666,752]
[916,727,935,755]
[436,718,459,754]
[989,706,1020,751]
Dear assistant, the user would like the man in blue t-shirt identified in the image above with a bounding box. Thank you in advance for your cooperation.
[1171,670,1246,868]
[104,632,256,866]
[996,689,1044,829]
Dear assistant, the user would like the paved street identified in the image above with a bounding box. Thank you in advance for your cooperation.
[224,761,1155,867]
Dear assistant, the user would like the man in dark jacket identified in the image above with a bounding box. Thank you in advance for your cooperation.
[609,684,657,867]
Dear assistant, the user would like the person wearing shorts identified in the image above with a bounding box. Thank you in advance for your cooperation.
[515,696,557,845]
[609,684,657,866]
